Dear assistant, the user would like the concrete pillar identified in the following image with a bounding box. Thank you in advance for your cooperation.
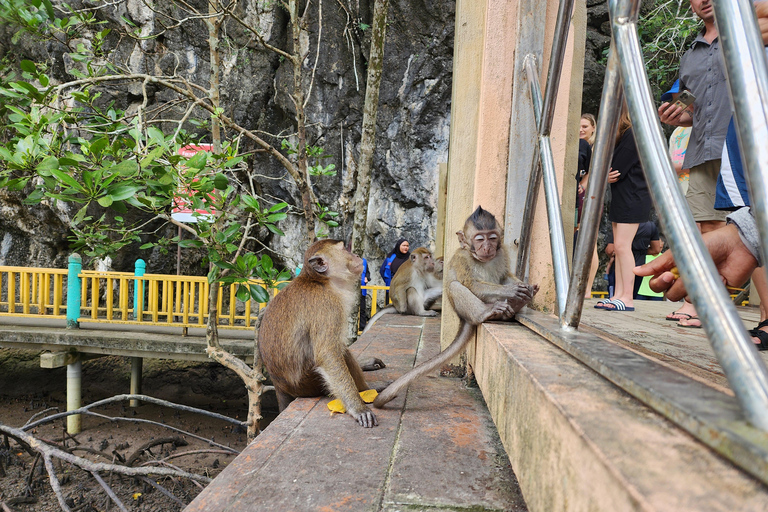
[66,361,82,434]
[66,253,82,329]
[133,258,146,320]
[441,0,585,349]
[129,357,143,407]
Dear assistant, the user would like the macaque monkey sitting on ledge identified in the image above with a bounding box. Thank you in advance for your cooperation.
[373,207,538,408]
[362,247,443,334]
[258,239,381,428]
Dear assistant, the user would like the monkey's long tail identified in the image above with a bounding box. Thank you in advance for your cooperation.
[372,321,474,408]
[361,306,396,335]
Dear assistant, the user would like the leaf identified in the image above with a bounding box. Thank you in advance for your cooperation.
[108,159,139,177]
[107,184,140,201]
[213,173,228,190]
[186,151,208,170]
[249,284,270,303]
[241,195,260,210]
[178,239,204,248]
[261,254,273,271]
[236,285,250,302]
[50,169,86,193]
[268,202,288,212]
[20,60,36,73]
[139,243,154,249]
[36,156,59,175]
[97,195,113,207]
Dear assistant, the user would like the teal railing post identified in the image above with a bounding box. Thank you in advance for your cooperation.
[133,259,146,321]
[66,253,82,329]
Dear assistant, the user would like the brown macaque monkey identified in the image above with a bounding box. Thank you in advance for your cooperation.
[373,207,538,408]
[425,256,444,311]
[258,239,379,428]
[362,247,443,334]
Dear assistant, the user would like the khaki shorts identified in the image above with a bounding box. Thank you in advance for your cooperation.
[686,159,728,222]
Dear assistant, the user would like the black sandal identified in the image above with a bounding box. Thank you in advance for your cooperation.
[748,319,768,338]
[752,329,768,351]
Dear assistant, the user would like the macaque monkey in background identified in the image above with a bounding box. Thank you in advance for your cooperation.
[258,239,379,428]
[362,247,443,334]
[373,207,538,408]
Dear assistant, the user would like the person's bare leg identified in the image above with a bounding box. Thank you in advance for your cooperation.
[607,222,639,310]
[584,245,599,299]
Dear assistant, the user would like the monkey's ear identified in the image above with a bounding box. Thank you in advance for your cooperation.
[456,230,469,250]
[410,253,418,262]
[308,255,329,274]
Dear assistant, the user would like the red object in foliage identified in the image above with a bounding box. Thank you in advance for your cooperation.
[172,144,216,223]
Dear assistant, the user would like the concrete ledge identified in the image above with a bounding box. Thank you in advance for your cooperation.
[470,319,768,511]
[0,324,253,362]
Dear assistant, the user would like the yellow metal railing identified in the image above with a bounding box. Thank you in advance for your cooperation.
[79,271,268,330]
[0,265,394,331]
[0,266,68,317]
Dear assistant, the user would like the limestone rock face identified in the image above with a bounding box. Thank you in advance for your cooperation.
[0,0,454,279]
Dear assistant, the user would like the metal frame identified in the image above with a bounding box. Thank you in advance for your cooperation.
[513,0,768,430]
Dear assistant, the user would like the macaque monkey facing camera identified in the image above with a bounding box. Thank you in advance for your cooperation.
[373,207,538,408]
[258,239,380,428]
[362,247,443,334]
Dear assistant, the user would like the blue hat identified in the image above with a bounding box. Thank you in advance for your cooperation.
[660,79,680,102]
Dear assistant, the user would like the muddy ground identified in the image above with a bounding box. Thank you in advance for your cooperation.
[0,348,278,512]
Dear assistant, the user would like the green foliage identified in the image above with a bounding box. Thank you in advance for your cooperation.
[0,0,350,299]
[596,1,700,100]
[639,0,701,100]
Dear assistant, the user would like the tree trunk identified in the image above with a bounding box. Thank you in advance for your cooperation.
[207,5,222,152]
[352,0,389,254]
[292,0,316,243]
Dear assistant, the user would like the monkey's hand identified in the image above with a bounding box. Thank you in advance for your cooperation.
[418,310,439,317]
[353,406,378,428]
[504,283,537,313]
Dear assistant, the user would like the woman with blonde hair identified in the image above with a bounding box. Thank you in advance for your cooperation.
[576,113,599,298]
[598,106,652,311]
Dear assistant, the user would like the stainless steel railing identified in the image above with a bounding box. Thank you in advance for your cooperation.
[515,0,768,430]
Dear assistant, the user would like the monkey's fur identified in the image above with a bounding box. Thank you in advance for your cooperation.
[373,207,538,408]
[362,248,443,334]
[258,239,379,428]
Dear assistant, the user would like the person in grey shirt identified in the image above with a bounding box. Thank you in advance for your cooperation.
[658,0,730,233]
[656,0,732,326]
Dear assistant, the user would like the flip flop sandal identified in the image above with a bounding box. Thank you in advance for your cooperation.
[594,299,615,309]
[666,311,693,321]
[604,299,634,312]
[752,329,768,351]
[678,316,702,328]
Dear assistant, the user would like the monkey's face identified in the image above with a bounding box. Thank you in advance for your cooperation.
[471,230,500,262]
[412,251,435,272]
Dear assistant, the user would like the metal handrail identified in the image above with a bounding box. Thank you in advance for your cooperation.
[608,0,768,430]
[562,47,623,328]
[519,0,576,317]
[513,0,768,429]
